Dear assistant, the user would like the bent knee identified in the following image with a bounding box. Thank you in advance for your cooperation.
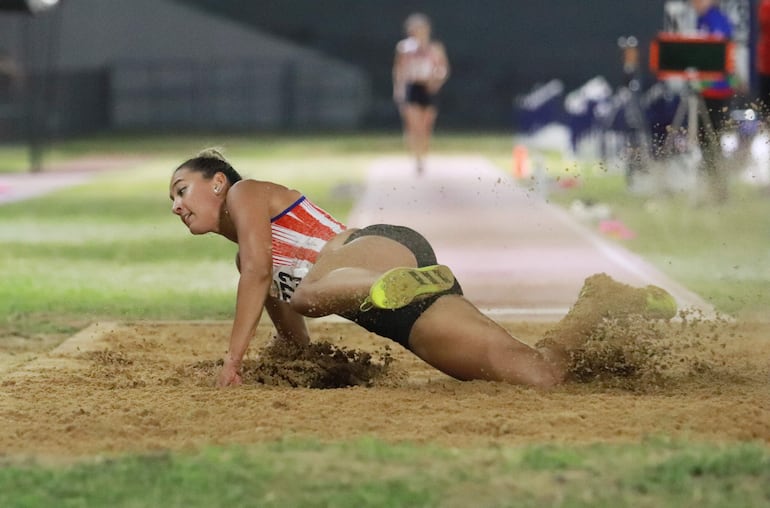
[288,288,313,316]
[289,287,324,317]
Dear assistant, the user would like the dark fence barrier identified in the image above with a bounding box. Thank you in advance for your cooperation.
[0,57,369,142]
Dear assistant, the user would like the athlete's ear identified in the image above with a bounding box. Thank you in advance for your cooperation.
[213,172,227,193]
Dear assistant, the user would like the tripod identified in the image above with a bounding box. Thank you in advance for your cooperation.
[662,80,728,203]
[664,80,716,155]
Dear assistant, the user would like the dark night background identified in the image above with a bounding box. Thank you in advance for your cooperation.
[180,0,669,127]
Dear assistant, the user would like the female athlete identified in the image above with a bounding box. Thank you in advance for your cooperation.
[393,13,450,174]
[169,150,676,387]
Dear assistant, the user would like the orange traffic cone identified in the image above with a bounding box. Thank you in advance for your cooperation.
[512,145,530,178]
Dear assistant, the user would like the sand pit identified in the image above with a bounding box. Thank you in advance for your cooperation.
[0,315,768,460]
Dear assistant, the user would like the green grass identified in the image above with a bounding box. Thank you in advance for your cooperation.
[0,144,29,173]
[1,439,768,507]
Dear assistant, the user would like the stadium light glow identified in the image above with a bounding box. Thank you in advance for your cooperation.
[0,0,60,13]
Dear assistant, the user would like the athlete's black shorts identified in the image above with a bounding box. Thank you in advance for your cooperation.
[340,224,463,350]
[405,83,436,108]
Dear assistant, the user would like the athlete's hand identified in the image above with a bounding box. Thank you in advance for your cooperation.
[427,79,443,94]
[217,358,243,387]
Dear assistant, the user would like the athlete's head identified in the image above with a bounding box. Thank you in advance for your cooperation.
[404,13,431,41]
[174,148,242,185]
[169,148,242,235]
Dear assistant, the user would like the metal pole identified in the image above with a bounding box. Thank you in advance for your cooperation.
[22,16,43,173]
[40,4,62,154]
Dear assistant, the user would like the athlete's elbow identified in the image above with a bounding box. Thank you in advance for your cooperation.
[239,265,271,284]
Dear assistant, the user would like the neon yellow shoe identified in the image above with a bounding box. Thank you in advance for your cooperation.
[360,265,455,311]
[643,285,678,320]
[575,274,678,321]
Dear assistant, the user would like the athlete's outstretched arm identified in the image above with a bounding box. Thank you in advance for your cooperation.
[220,182,274,387]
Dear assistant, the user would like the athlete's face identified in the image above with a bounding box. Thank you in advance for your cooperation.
[169,168,225,235]
[407,22,430,43]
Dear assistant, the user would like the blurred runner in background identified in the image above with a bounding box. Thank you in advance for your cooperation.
[392,13,449,175]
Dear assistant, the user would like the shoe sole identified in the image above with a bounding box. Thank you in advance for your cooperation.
[361,265,455,311]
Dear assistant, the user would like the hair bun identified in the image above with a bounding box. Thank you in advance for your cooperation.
[196,147,227,161]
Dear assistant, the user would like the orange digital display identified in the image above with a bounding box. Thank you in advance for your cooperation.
[649,33,734,80]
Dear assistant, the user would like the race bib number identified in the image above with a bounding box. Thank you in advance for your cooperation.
[271,267,304,302]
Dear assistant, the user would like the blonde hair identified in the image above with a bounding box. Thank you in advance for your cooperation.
[196,147,227,161]
[404,13,431,34]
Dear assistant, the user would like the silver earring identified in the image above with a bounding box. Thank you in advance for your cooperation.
[214,187,220,193]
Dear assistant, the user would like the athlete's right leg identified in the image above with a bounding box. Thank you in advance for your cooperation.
[418,106,438,158]
[534,273,677,373]
[408,295,564,387]
[402,105,426,171]
[290,234,418,317]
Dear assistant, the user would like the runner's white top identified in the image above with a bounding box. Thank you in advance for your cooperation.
[396,37,444,82]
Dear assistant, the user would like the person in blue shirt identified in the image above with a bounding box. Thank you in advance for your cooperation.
[693,0,733,38]
[690,0,734,202]
[693,0,734,97]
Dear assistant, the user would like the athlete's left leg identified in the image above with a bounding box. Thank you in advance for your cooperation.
[412,107,437,173]
[401,105,423,164]
[290,234,418,317]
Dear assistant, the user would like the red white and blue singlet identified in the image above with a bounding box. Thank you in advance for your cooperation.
[270,196,346,302]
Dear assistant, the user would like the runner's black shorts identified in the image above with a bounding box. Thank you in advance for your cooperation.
[340,224,463,349]
[405,83,436,108]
